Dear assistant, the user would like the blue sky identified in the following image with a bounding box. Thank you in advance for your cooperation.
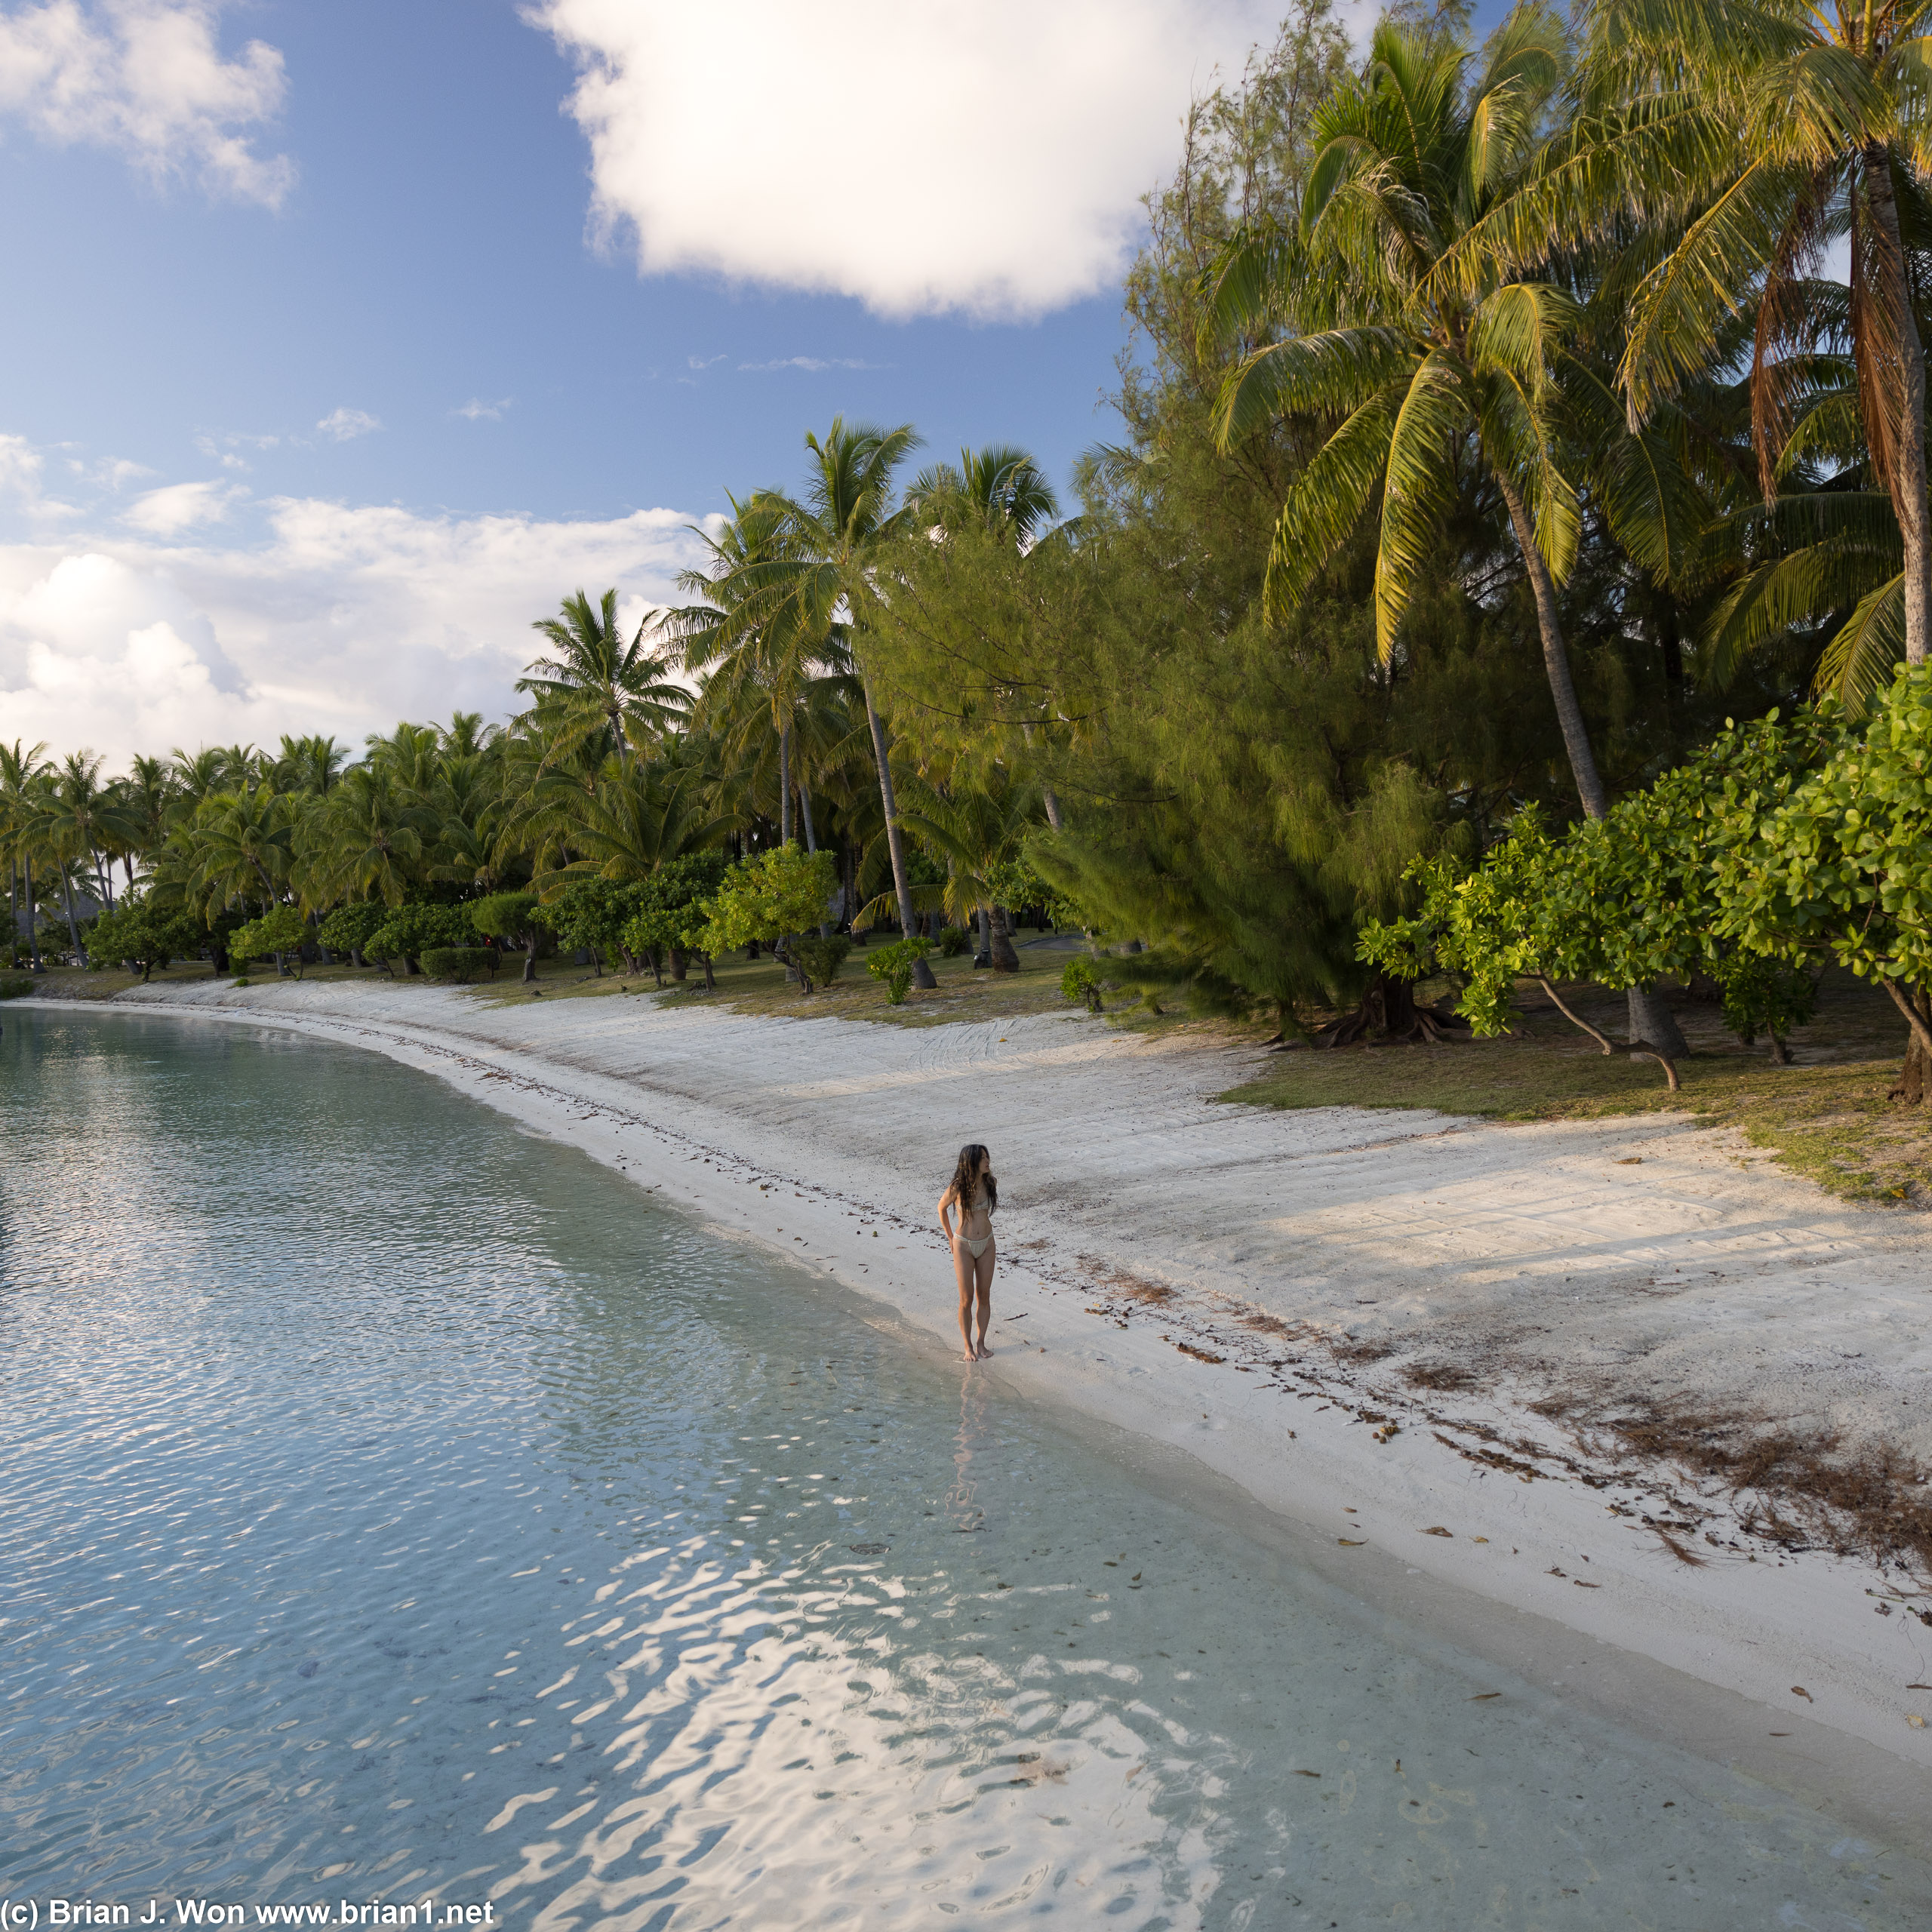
[0,2,1136,529]
[0,0,1376,761]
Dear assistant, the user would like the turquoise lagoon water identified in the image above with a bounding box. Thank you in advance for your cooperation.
[0,1004,1923,1930]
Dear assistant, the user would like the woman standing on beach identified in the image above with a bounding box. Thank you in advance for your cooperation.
[939,1143,997,1363]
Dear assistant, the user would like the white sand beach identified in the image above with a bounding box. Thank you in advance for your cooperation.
[50,974,1932,1834]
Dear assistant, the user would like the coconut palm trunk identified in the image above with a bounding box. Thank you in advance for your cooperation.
[989,903,1020,971]
[778,724,793,844]
[797,785,830,937]
[1864,148,1931,667]
[1495,472,1687,1058]
[24,855,42,971]
[863,688,937,986]
[59,869,82,960]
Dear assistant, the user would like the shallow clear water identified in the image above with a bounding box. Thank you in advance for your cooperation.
[1,1006,1924,1930]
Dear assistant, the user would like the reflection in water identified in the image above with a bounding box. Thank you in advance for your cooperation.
[948,1366,993,1535]
[2,1007,1926,1930]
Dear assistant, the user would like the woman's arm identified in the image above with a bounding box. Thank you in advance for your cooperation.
[937,1188,955,1242]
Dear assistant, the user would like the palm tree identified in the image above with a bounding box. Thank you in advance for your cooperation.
[307,766,433,906]
[1213,11,1690,1053]
[0,739,48,969]
[122,754,177,884]
[168,747,229,820]
[764,420,939,985]
[530,762,735,893]
[186,787,293,916]
[905,445,1062,545]
[518,589,688,771]
[893,771,1041,971]
[672,493,823,844]
[1560,0,1932,674]
[1217,14,1609,805]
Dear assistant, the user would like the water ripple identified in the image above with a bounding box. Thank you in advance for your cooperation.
[2,1009,1924,1928]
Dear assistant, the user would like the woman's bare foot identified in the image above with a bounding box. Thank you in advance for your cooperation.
[977,1340,993,1358]
[962,1346,978,1363]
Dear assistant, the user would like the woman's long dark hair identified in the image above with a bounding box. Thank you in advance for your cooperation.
[947,1143,996,1213]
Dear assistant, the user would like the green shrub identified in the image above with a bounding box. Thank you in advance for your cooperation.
[86,900,204,980]
[938,924,972,957]
[792,934,852,989]
[370,903,477,973]
[0,971,35,1000]
[320,901,389,963]
[1060,955,1104,1013]
[226,905,311,976]
[867,936,933,1005]
[419,946,494,983]
[232,976,251,989]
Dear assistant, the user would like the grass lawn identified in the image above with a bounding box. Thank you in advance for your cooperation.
[1226,969,1930,1207]
[469,929,1096,1027]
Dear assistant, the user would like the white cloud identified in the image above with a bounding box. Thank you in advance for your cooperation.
[92,455,155,490]
[455,396,512,421]
[532,0,1290,319]
[0,432,45,497]
[122,477,242,534]
[0,477,705,768]
[315,406,381,442]
[737,356,891,374]
[0,0,294,208]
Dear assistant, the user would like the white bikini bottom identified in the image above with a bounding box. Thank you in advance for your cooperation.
[959,1235,992,1260]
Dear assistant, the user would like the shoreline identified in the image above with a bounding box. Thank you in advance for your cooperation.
[26,975,1932,1838]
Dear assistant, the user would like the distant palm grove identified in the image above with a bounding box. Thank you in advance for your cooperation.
[6,1,1932,1097]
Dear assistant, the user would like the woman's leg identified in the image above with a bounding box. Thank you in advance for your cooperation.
[953,1241,979,1362]
[973,1243,996,1356]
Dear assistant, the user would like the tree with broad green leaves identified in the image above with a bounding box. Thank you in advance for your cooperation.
[227,904,312,979]
[469,892,546,983]
[86,897,202,981]
[319,901,389,968]
[1714,663,1932,1100]
[697,845,838,990]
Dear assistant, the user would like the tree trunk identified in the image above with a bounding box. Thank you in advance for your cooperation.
[60,872,82,961]
[1657,587,1684,757]
[669,946,688,982]
[975,903,990,962]
[863,683,936,989]
[989,903,1020,972]
[1626,982,1689,1060]
[1494,470,1610,819]
[25,857,41,971]
[798,786,830,937]
[1884,980,1932,1102]
[1041,786,1064,832]
[1866,146,1931,667]
[1495,472,1689,1058]
[779,724,792,845]
[521,937,538,983]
